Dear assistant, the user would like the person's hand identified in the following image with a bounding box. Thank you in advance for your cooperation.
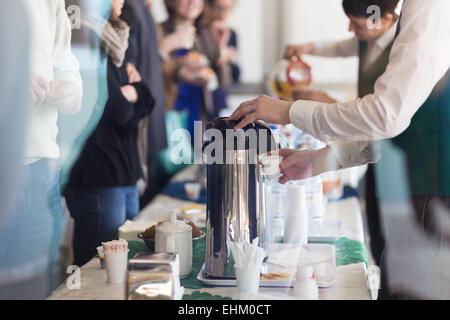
[30,74,49,104]
[126,63,142,83]
[228,95,293,130]
[121,85,138,104]
[218,46,237,66]
[210,20,231,49]
[159,26,196,57]
[284,43,315,60]
[178,65,216,87]
[292,88,337,104]
[44,80,82,115]
[272,147,333,184]
[45,81,75,104]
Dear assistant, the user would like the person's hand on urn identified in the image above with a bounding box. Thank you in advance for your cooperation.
[228,95,293,130]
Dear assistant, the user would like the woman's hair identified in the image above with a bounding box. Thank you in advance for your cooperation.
[342,0,400,18]
[164,0,206,29]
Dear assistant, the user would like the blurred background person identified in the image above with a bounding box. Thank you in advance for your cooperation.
[197,0,240,116]
[64,0,155,267]
[121,0,169,206]
[0,1,29,238]
[159,0,219,139]
[0,0,82,299]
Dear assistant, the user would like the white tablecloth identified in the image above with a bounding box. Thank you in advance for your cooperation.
[49,166,370,300]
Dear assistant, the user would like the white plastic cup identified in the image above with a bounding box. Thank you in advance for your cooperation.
[104,250,129,284]
[260,155,282,180]
[234,265,261,296]
[184,183,201,201]
[97,246,105,268]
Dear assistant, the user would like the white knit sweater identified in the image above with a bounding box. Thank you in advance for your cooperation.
[23,0,82,165]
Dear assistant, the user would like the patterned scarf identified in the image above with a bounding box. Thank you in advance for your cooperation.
[82,12,130,67]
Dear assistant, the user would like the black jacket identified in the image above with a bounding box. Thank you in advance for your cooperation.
[67,58,155,188]
[122,0,168,155]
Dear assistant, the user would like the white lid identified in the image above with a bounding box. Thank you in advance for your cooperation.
[157,211,192,233]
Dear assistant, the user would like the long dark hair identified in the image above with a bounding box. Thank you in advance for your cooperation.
[163,0,205,30]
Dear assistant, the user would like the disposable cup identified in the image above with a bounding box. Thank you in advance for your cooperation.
[260,155,282,180]
[184,183,201,201]
[104,250,129,284]
[97,246,105,268]
[234,265,261,296]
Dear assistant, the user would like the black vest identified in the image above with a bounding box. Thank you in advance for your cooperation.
[358,40,394,98]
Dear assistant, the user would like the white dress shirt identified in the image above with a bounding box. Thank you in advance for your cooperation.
[312,21,398,71]
[289,0,450,168]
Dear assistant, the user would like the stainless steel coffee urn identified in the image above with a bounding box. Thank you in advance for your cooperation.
[203,118,277,279]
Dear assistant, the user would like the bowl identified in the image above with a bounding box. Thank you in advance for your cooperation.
[193,231,206,241]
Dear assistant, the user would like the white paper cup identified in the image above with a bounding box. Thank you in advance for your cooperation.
[104,250,129,284]
[234,265,261,296]
[260,155,282,180]
[184,183,201,201]
[97,246,105,268]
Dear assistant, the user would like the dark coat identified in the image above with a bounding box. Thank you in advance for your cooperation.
[122,0,168,155]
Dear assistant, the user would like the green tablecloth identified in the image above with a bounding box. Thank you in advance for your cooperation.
[127,231,368,300]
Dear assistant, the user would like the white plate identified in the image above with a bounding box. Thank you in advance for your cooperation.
[197,244,336,288]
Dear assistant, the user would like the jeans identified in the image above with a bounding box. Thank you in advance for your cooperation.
[65,185,139,267]
[0,159,62,299]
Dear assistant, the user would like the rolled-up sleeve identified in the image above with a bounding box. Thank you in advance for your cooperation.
[312,37,359,58]
[329,141,381,168]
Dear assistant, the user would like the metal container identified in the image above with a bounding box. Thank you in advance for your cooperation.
[203,118,277,279]
[126,252,181,300]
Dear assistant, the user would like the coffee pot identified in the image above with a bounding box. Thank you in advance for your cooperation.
[203,118,277,279]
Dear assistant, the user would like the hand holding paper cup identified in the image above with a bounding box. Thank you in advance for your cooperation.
[260,153,283,180]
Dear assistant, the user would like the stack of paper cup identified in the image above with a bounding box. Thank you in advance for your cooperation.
[284,184,308,245]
